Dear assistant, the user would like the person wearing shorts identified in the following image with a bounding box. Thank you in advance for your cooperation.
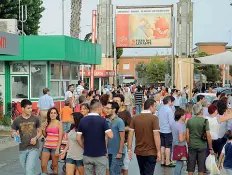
[186,104,214,175]
[158,96,175,167]
[114,94,132,175]
[60,112,84,175]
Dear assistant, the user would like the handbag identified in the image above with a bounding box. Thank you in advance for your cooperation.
[173,145,188,161]
[201,119,207,141]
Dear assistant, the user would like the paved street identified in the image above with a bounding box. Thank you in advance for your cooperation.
[0,138,228,175]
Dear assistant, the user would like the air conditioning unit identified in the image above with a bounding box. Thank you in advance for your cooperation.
[0,19,18,34]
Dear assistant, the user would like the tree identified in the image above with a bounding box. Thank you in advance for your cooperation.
[112,44,123,59]
[0,0,45,35]
[146,59,165,84]
[194,52,221,83]
[70,0,82,38]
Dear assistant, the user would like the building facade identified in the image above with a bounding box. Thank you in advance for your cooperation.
[0,35,101,118]
[97,0,113,58]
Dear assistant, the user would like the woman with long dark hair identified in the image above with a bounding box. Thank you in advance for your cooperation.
[41,107,63,175]
[80,103,90,117]
[60,112,84,175]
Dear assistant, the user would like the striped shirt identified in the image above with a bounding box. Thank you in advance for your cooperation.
[44,127,59,149]
[134,91,143,105]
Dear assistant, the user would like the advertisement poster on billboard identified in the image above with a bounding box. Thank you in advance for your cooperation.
[116,6,172,48]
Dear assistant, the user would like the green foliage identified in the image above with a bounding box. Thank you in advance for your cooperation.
[0,117,11,126]
[116,48,123,59]
[135,59,171,84]
[0,0,45,35]
[194,52,221,83]
[112,44,123,59]
[146,59,166,83]
[135,62,147,78]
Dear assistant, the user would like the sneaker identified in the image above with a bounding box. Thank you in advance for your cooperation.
[166,163,176,167]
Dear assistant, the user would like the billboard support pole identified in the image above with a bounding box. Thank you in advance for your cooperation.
[113,11,117,86]
[91,10,97,91]
[171,16,175,88]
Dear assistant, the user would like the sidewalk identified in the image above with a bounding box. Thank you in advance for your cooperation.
[0,133,18,152]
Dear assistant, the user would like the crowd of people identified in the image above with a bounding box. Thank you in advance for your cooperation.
[10,80,232,175]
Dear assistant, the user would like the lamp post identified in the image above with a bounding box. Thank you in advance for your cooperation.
[134,52,138,82]
[62,0,64,35]
[18,0,27,35]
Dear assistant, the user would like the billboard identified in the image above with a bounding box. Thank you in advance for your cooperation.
[116,6,172,48]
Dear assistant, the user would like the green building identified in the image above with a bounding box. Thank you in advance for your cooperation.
[0,35,101,117]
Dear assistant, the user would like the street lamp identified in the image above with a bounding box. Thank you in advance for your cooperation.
[134,52,138,81]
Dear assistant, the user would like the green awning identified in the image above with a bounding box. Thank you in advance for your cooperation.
[0,35,101,65]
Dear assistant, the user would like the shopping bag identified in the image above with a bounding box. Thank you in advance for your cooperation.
[172,145,188,161]
[206,155,220,175]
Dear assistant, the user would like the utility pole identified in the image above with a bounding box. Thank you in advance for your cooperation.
[62,0,64,35]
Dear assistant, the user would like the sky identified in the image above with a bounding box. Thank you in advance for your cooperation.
[39,0,232,56]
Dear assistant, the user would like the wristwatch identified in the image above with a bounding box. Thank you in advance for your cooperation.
[127,149,132,152]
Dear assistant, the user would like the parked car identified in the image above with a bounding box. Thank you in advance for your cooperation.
[191,93,216,104]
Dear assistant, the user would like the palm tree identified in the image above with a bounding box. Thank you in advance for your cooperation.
[70,0,82,38]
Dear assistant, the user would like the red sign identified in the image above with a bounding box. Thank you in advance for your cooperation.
[80,70,115,77]
[0,37,6,48]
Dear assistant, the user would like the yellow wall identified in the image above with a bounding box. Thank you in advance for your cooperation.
[175,58,194,98]
[95,57,114,70]
[95,57,114,85]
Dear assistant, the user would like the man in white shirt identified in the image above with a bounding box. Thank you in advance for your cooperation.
[75,80,85,99]
[65,85,75,108]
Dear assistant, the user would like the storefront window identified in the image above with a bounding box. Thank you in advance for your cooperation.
[61,81,70,96]
[31,63,47,98]
[50,81,60,97]
[71,65,79,80]
[62,64,70,80]
[0,62,4,73]
[0,76,5,116]
[11,62,29,74]
[51,63,60,80]
[11,76,28,99]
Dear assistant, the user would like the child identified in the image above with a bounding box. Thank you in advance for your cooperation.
[61,101,73,132]
[218,130,232,174]
[185,103,193,124]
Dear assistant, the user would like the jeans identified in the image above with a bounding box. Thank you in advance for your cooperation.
[19,149,40,175]
[135,105,142,114]
[225,168,232,175]
[174,161,184,175]
[137,155,157,175]
[108,154,124,175]
[63,122,71,132]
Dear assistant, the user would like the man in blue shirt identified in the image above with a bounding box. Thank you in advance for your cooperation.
[37,88,54,130]
[158,96,175,167]
[77,99,113,175]
[105,101,125,175]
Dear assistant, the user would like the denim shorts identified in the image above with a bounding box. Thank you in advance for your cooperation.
[66,158,84,167]
[42,147,56,155]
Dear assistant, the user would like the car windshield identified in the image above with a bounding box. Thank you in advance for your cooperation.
[192,95,216,104]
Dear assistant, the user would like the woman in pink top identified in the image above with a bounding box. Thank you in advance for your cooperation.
[185,103,193,124]
[41,107,63,175]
